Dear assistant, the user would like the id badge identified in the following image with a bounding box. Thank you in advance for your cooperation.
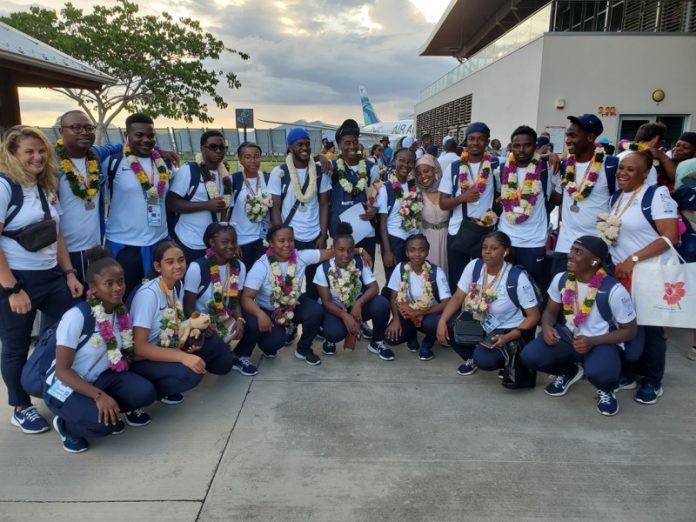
[482,314,502,334]
[298,204,308,213]
[47,378,74,402]
[147,203,162,227]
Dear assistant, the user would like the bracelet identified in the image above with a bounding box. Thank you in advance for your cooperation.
[64,268,78,277]
[93,391,102,401]
[358,248,364,255]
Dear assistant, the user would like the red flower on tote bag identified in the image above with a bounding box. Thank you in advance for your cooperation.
[663,281,686,308]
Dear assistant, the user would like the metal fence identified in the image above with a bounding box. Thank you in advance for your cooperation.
[37,127,324,157]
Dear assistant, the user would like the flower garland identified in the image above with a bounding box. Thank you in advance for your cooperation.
[336,153,369,195]
[561,146,605,202]
[124,143,170,200]
[463,265,501,320]
[459,150,493,193]
[158,280,184,348]
[596,185,644,246]
[327,260,362,309]
[561,268,608,329]
[625,141,659,166]
[86,290,133,372]
[391,171,423,232]
[55,138,99,204]
[205,248,240,338]
[267,247,301,325]
[201,162,232,207]
[500,152,544,224]
[396,262,434,322]
[283,153,317,203]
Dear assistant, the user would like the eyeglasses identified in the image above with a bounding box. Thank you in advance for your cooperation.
[204,144,228,152]
[62,124,97,134]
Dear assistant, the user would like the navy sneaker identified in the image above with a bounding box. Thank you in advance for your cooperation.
[361,322,373,340]
[160,393,184,405]
[261,350,277,359]
[295,349,321,366]
[634,383,663,405]
[406,339,419,353]
[112,421,126,434]
[457,359,477,376]
[545,365,584,397]
[11,405,50,434]
[596,390,619,416]
[418,342,434,361]
[125,409,152,427]
[322,341,336,355]
[233,357,259,376]
[316,326,325,341]
[285,325,298,346]
[614,377,637,392]
[368,340,395,361]
[53,416,88,453]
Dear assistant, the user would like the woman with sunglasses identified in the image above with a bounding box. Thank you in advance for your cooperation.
[166,131,231,264]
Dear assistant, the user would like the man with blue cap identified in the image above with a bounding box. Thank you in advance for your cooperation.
[268,127,332,299]
[550,114,620,275]
[438,121,500,289]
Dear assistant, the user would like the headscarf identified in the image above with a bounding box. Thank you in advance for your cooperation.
[415,154,442,193]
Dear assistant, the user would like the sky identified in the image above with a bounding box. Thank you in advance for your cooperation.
[3,0,455,129]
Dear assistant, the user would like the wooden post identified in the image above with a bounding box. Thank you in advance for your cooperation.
[0,70,22,136]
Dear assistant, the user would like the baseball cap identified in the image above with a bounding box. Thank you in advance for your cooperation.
[567,114,604,137]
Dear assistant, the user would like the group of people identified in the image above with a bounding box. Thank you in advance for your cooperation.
[0,108,694,454]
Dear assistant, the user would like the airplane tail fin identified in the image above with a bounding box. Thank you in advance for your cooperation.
[359,85,380,126]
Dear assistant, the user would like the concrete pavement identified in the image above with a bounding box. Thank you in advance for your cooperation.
[1,329,695,521]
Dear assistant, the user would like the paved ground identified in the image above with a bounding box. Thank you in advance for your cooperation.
[1,325,695,521]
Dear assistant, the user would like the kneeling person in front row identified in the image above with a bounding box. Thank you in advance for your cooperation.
[521,236,637,416]
[314,222,391,358]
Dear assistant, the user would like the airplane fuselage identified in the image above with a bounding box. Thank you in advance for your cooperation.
[363,120,414,138]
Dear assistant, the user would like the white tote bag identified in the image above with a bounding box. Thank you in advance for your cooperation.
[631,237,696,328]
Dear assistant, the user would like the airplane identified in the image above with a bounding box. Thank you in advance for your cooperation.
[258,86,414,144]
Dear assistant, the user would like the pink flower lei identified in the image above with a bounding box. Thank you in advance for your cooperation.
[500,153,543,224]
[266,247,300,325]
[86,289,133,372]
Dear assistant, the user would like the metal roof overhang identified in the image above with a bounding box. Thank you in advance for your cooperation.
[420,0,549,58]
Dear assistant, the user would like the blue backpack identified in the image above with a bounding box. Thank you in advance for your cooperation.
[320,256,366,296]
[471,259,543,317]
[610,185,658,233]
[20,301,95,398]
[0,173,24,231]
[398,261,441,302]
[229,171,271,206]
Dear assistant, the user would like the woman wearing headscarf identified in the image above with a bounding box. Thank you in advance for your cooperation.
[415,154,448,276]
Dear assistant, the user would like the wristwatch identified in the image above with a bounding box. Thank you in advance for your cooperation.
[631,255,640,263]
[63,268,78,277]
[2,281,23,296]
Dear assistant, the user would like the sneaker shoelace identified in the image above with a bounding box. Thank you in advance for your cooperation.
[130,409,146,417]
[238,357,252,367]
[373,340,386,351]
[597,391,613,405]
[552,375,567,388]
[22,406,41,422]
[464,358,475,367]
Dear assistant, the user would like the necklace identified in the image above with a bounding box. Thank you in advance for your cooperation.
[396,261,434,318]
[561,268,608,330]
[267,247,300,325]
[56,138,99,209]
[124,144,170,201]
[206,248,240,338]
[242,170,273,223]
[464,264,503,320]
[459,151,492,194]
[562,146,605,209]
[327,259,362,309]
[158,279,184,348]
[596,185,644,246]
[284,153,317,203]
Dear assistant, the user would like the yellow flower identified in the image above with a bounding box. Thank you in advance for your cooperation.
[86,188,98,198]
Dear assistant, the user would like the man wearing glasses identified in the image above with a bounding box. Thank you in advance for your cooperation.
[56,110,124,283]
[167,130,229,263]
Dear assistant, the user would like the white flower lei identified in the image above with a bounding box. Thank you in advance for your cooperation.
[336,155,368,195]
[327,260,362,309]
[88,299,133,364]
[284,153,317,204]
[269,252,301,324]
[195,152,231,206]
[159,301,184,348]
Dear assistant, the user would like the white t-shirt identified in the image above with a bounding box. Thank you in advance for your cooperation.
[104,156,169,247]
[456,260,538,330]
[244,249,321,310]
[438,160,496,236]
[55,306,117,383]
[497,165,549,248]
[386,261,452,305]
[438,152,459,176]
[170,163,225,250]
[268,165,331,242]
[230,173,269,246]
[131,277,184,344]
[375,184,419,240]
[0,178,61,270]
[312,258,376,306]
[616,150,658,187]
[57,157,101,252]
[548,272,636,338]
[608,185,678,264]
[184,259,247,314]
[555,160,611,254]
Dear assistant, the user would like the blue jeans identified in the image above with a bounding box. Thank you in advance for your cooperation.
[44,370,156,438]
[0,267,77,407]
[387,312,442,347]
[521,334,621,392]
[239,294,323,356]
[322,295,390,344]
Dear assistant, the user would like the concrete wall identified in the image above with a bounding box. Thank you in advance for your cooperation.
[537,33,696,143]
[415,37,544,143]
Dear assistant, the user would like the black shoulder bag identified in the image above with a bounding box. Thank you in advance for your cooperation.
[2,187,57,252]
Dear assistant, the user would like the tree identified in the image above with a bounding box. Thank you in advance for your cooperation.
[2,0,249,142]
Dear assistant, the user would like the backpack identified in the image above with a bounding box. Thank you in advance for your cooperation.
[559,155,619,196]
[0,173,24,230]
[471,259,544,317]
[610,185,659,233]
[279,163,323,202]
[557,273,619,328]
[398,261,441,302]
[20,301,95,398]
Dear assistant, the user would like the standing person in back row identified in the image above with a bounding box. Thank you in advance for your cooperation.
[167,131,230,264]
[551,114,619,275]
[269,128,331,300]
[438,122,500,290]
[104,113,172,297]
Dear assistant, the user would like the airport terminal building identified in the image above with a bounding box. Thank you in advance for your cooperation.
[415,0,696,150]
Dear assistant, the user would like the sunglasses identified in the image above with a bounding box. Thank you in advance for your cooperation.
[204,144,228,152]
